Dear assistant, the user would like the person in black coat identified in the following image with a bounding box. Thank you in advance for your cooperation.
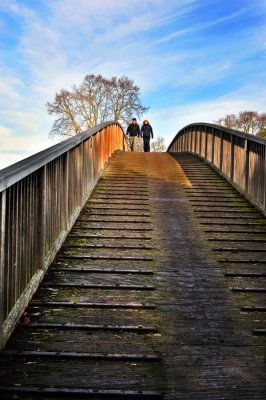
[141,120,153,152]
[126,118,140,151]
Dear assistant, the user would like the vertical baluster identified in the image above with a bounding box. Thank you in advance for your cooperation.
[0,190,6,348]
[245,138,250,195]
[37,166,47,269]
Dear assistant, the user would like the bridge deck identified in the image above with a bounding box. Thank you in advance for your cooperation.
[0,152,265,399]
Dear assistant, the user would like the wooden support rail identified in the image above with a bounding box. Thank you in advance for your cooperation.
[167,123,266,215]
[0,122,126,348]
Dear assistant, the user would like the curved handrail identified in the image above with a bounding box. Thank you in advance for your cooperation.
[167,122,266,151]
[0,121,125,191]
[0,121,126,348]
[167,122,266,215]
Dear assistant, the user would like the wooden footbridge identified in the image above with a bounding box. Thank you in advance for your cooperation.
[0,122,265,399]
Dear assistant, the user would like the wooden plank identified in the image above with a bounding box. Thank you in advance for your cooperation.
[41,283,155,290]
[29,301,156,309]
[20,323,158,333]
[48,267,154,274]
[0,386,164,398]
[2,350,161,361]
[58,255,154,261]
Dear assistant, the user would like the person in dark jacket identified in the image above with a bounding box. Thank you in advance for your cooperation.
[126,118,140,151]
[141,120,153,152]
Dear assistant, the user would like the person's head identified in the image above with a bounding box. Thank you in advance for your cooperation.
[143,119,149,125]
[132,118,137,125]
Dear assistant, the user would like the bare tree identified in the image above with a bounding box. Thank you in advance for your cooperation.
[151,136,166,152]
[256,113,266,137]
[215,110,266,136]
[216,114,237,129]
[46,90,83,137]
[78,74,110,127]
[108,76,149,125]
[237,111,258,135]
[46,74,149,139]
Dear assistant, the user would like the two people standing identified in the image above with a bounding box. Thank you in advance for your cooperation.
[126,118,153,152]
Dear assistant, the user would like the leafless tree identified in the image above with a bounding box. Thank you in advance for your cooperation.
[216,114,237,129]
[46,90,83,137]
[256,113,266,137]
[215,111,266,136]
[151,136,166,152]
[46,74,149,139]
[108,76,149,125]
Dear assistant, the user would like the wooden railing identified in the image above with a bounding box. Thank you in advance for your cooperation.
[167,123,266,215]
[0,122,126,348]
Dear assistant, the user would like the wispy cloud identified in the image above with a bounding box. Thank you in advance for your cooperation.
[0,125,55,170]
[156,28,191,44]
[156,7,251,44]
[149,83,266,147]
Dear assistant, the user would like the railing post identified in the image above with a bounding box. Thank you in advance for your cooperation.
[204,126,208,159]
[230,134,235,181]
[64,152,69,226]
[0,190,6,349]
[194,125,197,153]
[37,165,47,270]
[199,126,202,156]
[244,138,250,194]
[190,127,193,151]
[219,131,224,171]
[264,144,266,210]
[211,128,215,163]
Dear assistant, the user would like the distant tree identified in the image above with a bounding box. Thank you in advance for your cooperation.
[215,111,266,136]
[151,136,166,152]
[46,90,83,137]
[256,113,266,138]
[256,129,266,138]
[107,76,149,126]
[216,113,237,129]
[46,74,149,139]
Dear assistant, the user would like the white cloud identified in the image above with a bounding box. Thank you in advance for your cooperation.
[148,86,266,147]
[0,0,265,169]
[0,126,59,170]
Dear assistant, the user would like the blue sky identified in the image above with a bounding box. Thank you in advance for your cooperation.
[0,0,266,169]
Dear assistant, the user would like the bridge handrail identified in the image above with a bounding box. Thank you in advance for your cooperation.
[167,122,266,215]
[0,121,119,191]
[0,121,126,348]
